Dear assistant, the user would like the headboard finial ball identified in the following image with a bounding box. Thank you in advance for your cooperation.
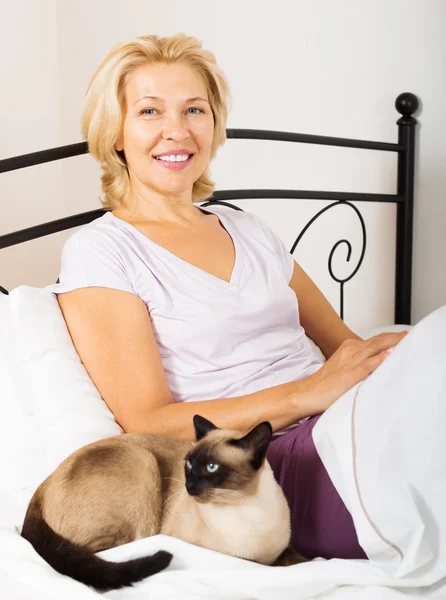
[395,93,419,116]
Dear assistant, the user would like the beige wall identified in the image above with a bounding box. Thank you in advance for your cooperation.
[1,0,445,330]
[0,0,66,291]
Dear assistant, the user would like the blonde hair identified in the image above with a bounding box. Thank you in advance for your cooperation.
[81,33,232,210]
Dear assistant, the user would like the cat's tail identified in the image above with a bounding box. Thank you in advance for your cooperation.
[21,497,172,591]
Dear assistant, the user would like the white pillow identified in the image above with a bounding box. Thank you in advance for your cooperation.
[0,286,122,516]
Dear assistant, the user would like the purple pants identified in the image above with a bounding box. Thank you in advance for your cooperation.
[266,415,367,560]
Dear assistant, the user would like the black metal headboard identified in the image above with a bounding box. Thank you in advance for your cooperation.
[0,92,419,324]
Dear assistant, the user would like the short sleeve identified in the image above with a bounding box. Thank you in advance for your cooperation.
[248,212,295,283]
[44,229,135,296]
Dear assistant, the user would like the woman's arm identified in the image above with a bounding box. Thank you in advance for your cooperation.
[288,261,362,359]
[57,287,406,441]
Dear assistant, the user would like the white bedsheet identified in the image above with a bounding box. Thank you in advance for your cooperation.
[0,286,445,599]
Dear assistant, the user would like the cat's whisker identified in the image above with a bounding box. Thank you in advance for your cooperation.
[164,490,180,505]
[163,487,184,507]
[164,476,184,485]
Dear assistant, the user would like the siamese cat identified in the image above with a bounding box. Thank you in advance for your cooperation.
[21,415,307,591]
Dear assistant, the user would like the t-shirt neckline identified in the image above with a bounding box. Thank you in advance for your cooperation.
[104,205,243,288]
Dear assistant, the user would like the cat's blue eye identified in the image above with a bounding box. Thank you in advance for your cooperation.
[206,463,219,473]
[186,459,192,470]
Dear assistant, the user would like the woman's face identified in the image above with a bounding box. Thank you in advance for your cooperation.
[116,61,215,205]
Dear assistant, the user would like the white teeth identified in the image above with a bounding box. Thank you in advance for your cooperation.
[156,154,191,162]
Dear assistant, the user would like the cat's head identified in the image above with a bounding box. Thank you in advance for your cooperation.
[183,415,273,504]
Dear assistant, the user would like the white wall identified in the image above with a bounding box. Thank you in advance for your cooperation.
[0,0,65,293]
[1,0,445,331]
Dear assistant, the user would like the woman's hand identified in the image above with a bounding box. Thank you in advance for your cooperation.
[303,330,409,415]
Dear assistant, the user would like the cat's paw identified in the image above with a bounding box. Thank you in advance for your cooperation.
[271,545,310,566]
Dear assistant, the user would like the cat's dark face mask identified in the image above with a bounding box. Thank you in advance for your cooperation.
[184,415,273,504]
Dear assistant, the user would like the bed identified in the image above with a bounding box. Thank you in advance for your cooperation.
[1,92,445,600]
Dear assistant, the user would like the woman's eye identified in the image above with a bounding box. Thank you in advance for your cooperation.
[187,107,203,114]
[186,459,192,470]
[141,108,157,116]
[206,463,219,473]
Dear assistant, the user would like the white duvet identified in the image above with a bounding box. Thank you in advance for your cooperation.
[0,286,445,599]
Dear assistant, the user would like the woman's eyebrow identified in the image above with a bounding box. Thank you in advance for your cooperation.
[134,95,209,105]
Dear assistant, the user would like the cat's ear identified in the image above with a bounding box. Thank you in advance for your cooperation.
[231,422,273,470]
[193,415,218,441]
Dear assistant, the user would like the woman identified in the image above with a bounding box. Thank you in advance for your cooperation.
[47,34,407,561]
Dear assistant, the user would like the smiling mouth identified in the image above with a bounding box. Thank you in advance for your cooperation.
[154,153,194,159]
[153,154,195,170]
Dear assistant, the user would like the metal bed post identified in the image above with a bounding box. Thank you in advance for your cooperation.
[395,92,419,325]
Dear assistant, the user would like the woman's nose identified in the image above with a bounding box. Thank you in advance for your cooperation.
[161,115,190,140]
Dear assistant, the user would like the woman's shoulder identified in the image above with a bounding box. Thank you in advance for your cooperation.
[61,211,126,254]
[46,211,136,296]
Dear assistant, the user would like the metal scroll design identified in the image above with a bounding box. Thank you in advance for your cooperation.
[203,199,367,321]
[290,201,367,320]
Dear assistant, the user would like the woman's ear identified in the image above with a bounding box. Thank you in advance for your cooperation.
[114,137,126,163]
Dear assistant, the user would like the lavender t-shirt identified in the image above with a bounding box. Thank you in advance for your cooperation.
[45,204,323,429]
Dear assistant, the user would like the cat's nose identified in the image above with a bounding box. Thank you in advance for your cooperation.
[186,480,200,496]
